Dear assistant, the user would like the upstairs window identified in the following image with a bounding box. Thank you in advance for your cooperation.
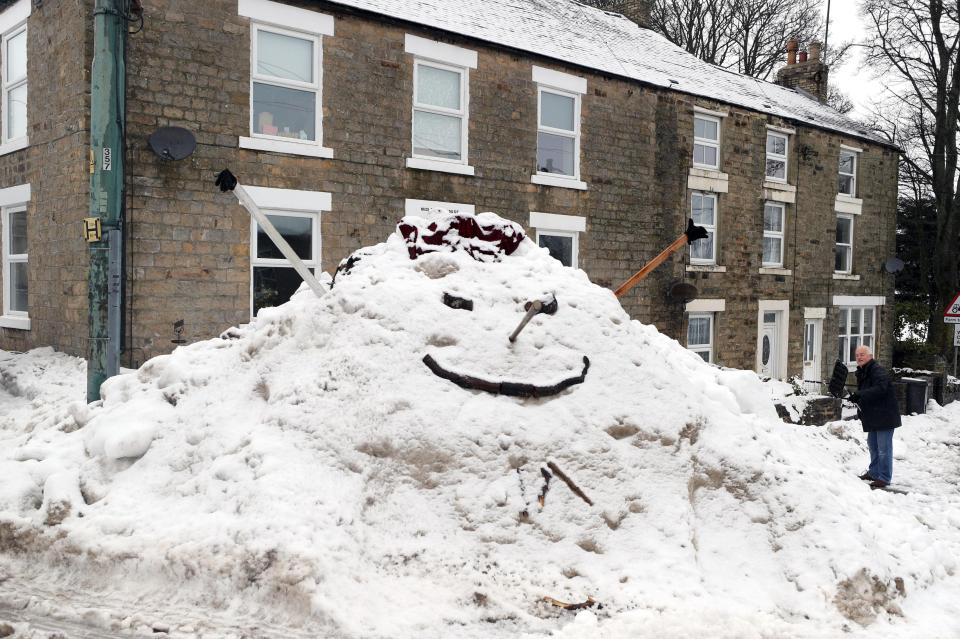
[532,66,586,188]
[690,192,717,264]
[762,202,785,267]
[765,131,788,182]
[413,60,467,162]
[835,214,853,273]
[404,35,477,175]
[838,149,857,195]
[238,0,333,157]
[1,0,28,149]
[693,114,720,169]
[251,25,319,143]
[537,87,578,177]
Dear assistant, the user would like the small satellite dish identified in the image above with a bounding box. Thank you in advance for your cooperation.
[883,257,905,274]
[668,282,699,304]
[148,126,196,161]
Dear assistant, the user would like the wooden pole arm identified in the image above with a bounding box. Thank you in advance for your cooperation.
[613,235,687,298]
[613,219,708,299]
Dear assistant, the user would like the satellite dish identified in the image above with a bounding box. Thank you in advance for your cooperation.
[883,257,905,274]
[148,126,196,161]
[668,282,699,304]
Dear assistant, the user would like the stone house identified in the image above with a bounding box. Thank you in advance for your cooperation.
[0,0,899,384]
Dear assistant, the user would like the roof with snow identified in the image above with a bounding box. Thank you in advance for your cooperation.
[322,0,890,148]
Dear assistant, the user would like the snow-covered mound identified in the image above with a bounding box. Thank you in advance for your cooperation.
[2,213,960,638]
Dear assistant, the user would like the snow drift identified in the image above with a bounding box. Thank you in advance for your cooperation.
[2,213,960,638]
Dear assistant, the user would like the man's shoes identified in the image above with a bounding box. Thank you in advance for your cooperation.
[858,473,876,481]
[869,480,889,490]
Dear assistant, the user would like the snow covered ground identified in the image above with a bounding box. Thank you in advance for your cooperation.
[2,213,960,639]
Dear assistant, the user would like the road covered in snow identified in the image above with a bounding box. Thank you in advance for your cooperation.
[2,212,960,638]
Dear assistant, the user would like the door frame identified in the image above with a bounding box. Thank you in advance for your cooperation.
[803,307,826,384]
[756,300,789,379]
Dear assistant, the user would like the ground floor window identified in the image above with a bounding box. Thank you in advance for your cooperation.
[537,230,577,267]
[687,312,714,362]
[2,204,27,313]
[529,211,585,268]
[251,210,319,316]
[838,306,875,365]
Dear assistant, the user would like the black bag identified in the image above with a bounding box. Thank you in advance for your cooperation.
[828,360,849,398]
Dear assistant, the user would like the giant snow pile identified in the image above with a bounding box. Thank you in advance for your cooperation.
[2,213,960,638]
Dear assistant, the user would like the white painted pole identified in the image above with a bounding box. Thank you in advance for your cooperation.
[232,184,327,299]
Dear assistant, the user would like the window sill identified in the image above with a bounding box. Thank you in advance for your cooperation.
[406,157,475,176]
[530,174,588,190]
[687,264,726,272]
[687,167,728,193]
[759,267,791,275]
[762,180,796,204]
[833,273,860,281]
[763,179,794,192]
[239,136,333,159]
[835,193,863,215]
[0,136,29,157]
[0,315,30,330]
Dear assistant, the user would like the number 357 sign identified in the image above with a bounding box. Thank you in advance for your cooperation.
[945,292,960,324]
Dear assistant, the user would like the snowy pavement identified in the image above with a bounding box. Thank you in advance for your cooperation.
[2,213,960,638]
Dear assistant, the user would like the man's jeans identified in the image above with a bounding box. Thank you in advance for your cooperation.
[867,429,895,483]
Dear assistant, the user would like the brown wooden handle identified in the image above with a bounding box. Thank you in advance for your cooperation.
[613,234,688,298]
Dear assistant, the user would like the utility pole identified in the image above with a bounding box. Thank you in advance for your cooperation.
[87,0,126,402]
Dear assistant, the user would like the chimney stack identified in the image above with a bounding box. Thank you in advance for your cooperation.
[609,0,652,29]
[776,38,829,104]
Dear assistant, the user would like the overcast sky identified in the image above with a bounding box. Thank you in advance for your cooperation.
[822,1,877,118]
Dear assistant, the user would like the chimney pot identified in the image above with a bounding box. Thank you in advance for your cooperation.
[786,38,798,65]
[798,50,808,63]
[808,41,822,62]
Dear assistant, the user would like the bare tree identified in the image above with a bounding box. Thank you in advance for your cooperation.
[860,0,960,358]
[827,85,855,114]
[729,0,822,79]
[580,0,823,81]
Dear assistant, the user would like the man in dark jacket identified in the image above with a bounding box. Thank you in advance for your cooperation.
[849,345,901,489]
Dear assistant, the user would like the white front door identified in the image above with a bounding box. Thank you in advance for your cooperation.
[759,311,779,378]
[802,319,822,389]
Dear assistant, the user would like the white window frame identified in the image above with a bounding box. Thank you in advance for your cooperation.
[404,34,477,176]
[838,148,857,196]
[762,201,785,268]
[238,0,333,158]
[531,65,587,191]
[693,113,721,170]
[241,184,331,318]
[837,306,877,366]
[529,211,585,268]
[765,131,788,183]
[689,191,717,265]
[0,182,29,330]
[0,0,29,156]
[687,312,714,363]
[835,213,853,274]
[250,209,320,318]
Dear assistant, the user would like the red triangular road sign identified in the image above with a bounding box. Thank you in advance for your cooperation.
[945,292,960,318]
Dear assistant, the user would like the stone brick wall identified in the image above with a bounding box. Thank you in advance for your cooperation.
[0,0,91,355]
[1,0,899,384]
